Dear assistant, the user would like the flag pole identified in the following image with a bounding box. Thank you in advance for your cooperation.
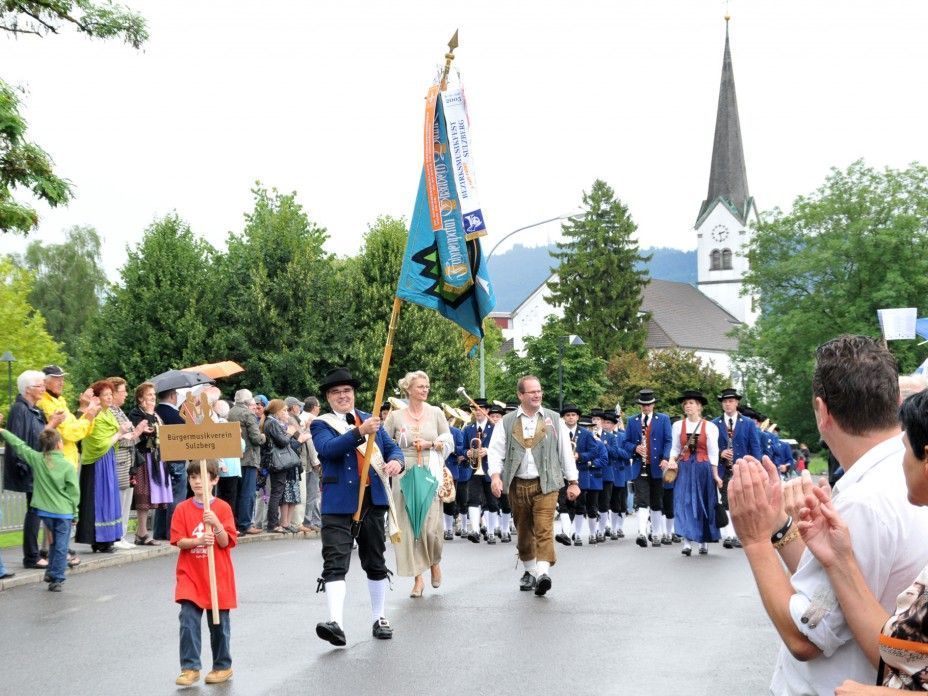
[352,30,459,535]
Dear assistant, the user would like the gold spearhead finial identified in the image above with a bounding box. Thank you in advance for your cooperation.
[440,29,459,91]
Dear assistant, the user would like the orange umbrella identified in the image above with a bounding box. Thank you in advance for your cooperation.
[181,361,245,379]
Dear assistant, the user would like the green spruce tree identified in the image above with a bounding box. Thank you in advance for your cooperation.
[546,179,650,359]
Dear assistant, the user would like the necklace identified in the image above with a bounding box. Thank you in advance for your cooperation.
[405,404,425,421]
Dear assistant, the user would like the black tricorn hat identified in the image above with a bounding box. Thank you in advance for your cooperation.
[319,367,360,394]
[718,387,743,402]
[637,389,656,405]
[560,403,582,416]
[677,389,708,406]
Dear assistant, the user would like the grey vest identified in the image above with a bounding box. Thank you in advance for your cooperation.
[500,408,565,494]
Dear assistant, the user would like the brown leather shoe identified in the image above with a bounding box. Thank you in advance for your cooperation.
[246,527,263,535]
[175,669,200,686]
[205,668,233,684]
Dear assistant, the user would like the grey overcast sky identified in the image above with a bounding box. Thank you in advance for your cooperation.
[3,0,927,275]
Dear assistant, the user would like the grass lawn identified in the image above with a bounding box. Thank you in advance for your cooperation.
[806,454,828,476]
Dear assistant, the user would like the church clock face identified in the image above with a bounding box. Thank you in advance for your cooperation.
[711,224,729,243]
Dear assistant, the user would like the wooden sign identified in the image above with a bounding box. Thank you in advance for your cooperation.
[159,422,243,461]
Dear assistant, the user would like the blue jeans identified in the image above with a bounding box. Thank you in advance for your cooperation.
[235,467,257,532]
[178,600,231,671]
[42,516,71,583]
[154,463,188,540]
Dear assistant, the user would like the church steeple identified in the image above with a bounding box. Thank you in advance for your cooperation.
[697,18,752,226]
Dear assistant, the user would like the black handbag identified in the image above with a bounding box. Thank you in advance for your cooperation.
[715,501,729,529]
[269,445,300,472]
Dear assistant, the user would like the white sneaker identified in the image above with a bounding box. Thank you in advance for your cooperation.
[114,540,135,550]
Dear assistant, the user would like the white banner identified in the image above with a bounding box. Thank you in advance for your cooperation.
[878,307,917,340]
[441,87,486,239]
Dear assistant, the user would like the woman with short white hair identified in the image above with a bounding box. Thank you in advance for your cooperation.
[383,370,453,597]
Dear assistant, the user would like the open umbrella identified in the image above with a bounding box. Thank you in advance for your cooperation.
[149,369,214,393]
[400,462,439,540]
[182,361,245,379]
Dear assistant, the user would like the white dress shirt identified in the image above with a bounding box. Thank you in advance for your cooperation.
[770,434,928,695]
[487,407,578,483]
[668,418,720,465]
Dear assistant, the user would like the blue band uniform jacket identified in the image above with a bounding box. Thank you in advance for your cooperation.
[711,414,762,478]
[622,412,673,479]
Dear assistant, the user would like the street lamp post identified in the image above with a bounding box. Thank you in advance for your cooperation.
[478,211,584,398]
[558,335,584,410]
[0,351,15,410]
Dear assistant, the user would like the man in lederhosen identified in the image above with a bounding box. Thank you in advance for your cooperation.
[622,389,672,548]
[712,388,762,549]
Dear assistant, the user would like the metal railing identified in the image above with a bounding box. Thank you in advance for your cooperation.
[1,447,28,532]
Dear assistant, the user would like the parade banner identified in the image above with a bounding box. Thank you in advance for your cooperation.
[397,76,496,354]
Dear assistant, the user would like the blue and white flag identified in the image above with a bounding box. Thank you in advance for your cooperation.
[396,81,496,353]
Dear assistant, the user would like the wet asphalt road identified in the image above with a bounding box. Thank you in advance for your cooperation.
[0,520,778,696]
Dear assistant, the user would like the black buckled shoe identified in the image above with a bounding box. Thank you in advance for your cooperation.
[534,574,552,596]
[573,535,583,547]
[732,538,743,548]
[555,532,572,546]
[485,534,497,545]
[671,534,682,543]
[616,529,625,539]
[443,530,453,541]
[316,621,347,646]
[651,537,662,547]
[597,532,606,543]
[722,537,733,549]
[661,535,672,545]
[635,534,647,548]
[500,533,512,543]
[372,617,393,640]
[519,571,536,591]
[466,531,481,544]
[682,547,692,556]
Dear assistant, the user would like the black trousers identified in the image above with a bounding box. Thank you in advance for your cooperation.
[266,470,287,529]
[320,495,389,583]
[217,476,239,512]
[720,473,732,510]
[633,474,664,511]
[558,484,579,519]
[662,487,675,520]
[584,489,600,519]
[598,481,614,514]
[609,484,627,514]
[443,479,470,517]
[498,493,511,515]
[23,491,40,565]
[467,476,499,513]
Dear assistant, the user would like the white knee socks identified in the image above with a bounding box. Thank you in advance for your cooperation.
[368,578,388,623]
[443,514,453,532]
[637,508,649,535]
[468,507,481,533]
[325,579,346,626]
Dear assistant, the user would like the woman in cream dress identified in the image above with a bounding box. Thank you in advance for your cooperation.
[384,371,453,597]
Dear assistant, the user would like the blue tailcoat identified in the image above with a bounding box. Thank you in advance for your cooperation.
[600,431,616,484]
[311,410,404,515]
[573,427,607,491]
[712,414,762,477]
[462,421,494,476]
[611,428,632,486]
[447,426,472,483]
[622,412,673,479]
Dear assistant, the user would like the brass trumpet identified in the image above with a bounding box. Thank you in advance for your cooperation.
[469,436,484,471]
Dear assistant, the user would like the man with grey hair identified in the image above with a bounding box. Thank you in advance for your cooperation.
[228,388,265,535]
[300,396,322,534]
[4,370,65,569]
[898,374,928,401]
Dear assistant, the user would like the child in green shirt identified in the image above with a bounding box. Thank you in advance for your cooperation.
[0,426,79,591]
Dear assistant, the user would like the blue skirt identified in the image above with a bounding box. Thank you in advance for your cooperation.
[93,449,124,542]
[673,454,721,543]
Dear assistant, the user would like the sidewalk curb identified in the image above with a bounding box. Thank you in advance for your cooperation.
[0,530,320,592]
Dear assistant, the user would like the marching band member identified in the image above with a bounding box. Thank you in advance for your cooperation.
[622,389,672,548]
[664,390,721,556]
[463,398,497,544]
[598,411,621,541]
[711,388,761,548]
[487,402,512,542]
[560,404,605,545]
[442,408,469,541]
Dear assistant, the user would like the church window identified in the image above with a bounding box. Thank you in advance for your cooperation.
[710,249,722,270]
[722,249,733,270]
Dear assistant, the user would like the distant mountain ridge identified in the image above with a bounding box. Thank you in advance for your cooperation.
[488,244,697,313]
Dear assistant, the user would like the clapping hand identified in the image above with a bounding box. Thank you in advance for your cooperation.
[782,469,830,524]
[796,484,852,570]
[728,455,784,546]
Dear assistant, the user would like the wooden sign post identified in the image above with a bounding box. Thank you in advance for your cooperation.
[160,393,242,624]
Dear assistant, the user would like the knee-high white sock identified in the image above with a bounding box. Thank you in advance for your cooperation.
[536,560,550,576]
[722,523,733,539]
[481,511,488,529]
[682,538,692,550]
[598,512,608,534]
[637,508,649,535]
[699,542,708,553]
[523,558,537,575]
[666,517,675,536]
[443,514,453,531]
[368,578,389,623]
[468,507,481,533]
[612,511,622,531]
[573,515,585,537]
[650,510,663,537]
[501,512,511,533]
[325,580,346,626]
[559,512,572,535]
[488,512,498,534]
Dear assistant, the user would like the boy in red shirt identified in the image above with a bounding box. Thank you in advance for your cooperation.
[171,460,237,686]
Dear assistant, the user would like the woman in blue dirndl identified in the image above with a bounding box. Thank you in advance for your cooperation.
[666,390,722,556]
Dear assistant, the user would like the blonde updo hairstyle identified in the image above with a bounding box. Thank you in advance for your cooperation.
[398,370,430,397]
